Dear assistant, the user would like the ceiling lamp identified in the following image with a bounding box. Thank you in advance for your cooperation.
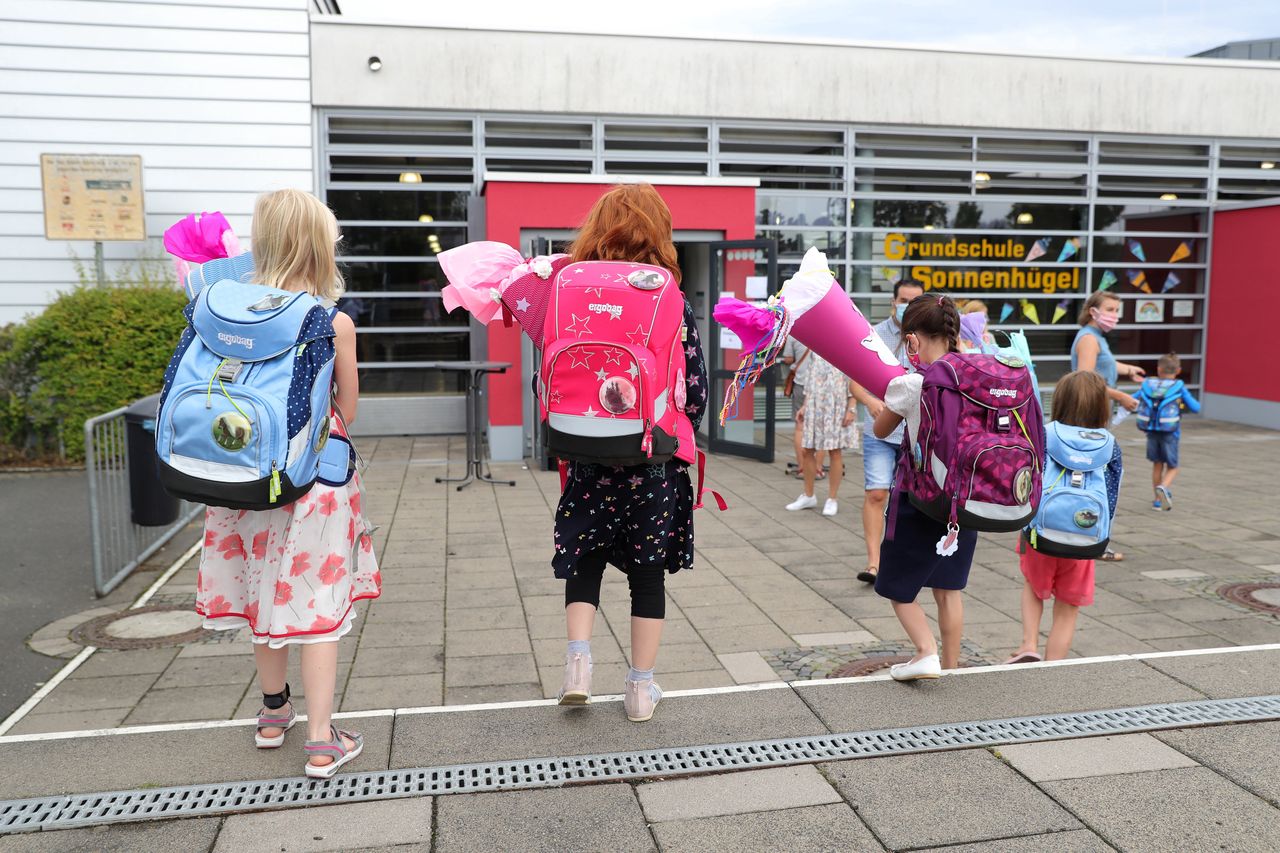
[399,172,422,183]
[1262,161,1276,170]
[368,56,382,72]
[1159,193,1178,201]
[1016,212,1034,224]
[973,171,991,188]
[418,214,434,223]
[923,224,934,231]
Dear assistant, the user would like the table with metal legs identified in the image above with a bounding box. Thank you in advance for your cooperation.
[435,361,515,491]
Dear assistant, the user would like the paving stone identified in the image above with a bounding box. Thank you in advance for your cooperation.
[823,749,1078,850]
[649,803,882,853]
[656,668,737,690]
[997,733,1199,781]
[445,587,522,610]
[214,798,432,852]
[351,644,444,677]
[71,648,179,679]
[716,651,779,684]
[443,653,537,687]
[667,584,754,608]
[5,707,131,735]
[697,623,794,654]
[0,816,223,852]
[365,601,444,624]
[1098,579,1194,602]
[150,655,259,690]
[1140,568,1208,579]
[125,684,245,725]
[444,627,533,657]
[766,609,863,634]
[1043,767,1280,852]
[357,620,444,648]
[391,685,825,768]
[43,674,158,712]
[1155,721,1280,805]
[343,673,442,711]
[1141,648,1280,698]
[1100,611,1203,640]
[444,604,526,632]
[638,765,841,822]
[436,784,651,852]
[444,682,545,705]
[682,603,774,630]
[1193,616,1280,645]
[912,829,1115,852]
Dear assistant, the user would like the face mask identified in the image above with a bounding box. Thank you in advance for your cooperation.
[894,303,907,323]
[1090,307,1119,333]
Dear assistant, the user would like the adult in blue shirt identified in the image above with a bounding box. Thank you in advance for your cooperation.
[849,278,923,584]
[1071,290,1145,414]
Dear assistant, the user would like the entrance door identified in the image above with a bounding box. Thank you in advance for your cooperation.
[706,239,778,462]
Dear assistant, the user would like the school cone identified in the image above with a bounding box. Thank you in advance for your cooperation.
[788,281,906,399]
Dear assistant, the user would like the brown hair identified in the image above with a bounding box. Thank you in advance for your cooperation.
[1078,290,1121,326]
[901,294,961,352]
[1051,370,1110,429]
[1158,352,1181,376]
[568,183,680,284]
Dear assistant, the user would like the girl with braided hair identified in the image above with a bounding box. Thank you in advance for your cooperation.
[870,294,977,682]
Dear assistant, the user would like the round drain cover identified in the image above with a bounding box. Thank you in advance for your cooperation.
[73,605,210,650]
[1219,582,1280,616]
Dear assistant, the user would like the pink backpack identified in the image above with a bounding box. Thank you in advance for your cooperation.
[539,261,696,467]
[895,352,1045,539]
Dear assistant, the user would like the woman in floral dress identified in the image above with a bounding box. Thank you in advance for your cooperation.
[786,352,859,517]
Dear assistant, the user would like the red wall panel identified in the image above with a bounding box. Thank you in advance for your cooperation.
[1205,206,1280,403]
[482,181,757,426]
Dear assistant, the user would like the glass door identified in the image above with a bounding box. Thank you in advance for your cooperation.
[706,239,778,462]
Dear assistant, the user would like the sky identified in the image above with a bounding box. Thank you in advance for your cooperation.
[336,0,1278,60]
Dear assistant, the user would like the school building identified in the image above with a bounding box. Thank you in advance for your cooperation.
[2,1,1278,462]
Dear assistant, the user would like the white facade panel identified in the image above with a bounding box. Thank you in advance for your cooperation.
[0,0,313,325]
[310,23,1280,140]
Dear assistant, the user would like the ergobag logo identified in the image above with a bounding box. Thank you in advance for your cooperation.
[990,388,1018,399]
[217,332,254,350]
[589,303,624,320]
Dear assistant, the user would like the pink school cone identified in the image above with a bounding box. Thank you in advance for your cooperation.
[788,285,906,399]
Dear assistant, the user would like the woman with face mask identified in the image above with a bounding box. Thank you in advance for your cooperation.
[1070,290,1143,562]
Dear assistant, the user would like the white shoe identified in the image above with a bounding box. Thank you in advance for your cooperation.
[822,499,838,517]
[786,494,817,511]
[890,654,941,681]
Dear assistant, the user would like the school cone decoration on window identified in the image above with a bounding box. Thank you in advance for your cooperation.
[712,247,906,425]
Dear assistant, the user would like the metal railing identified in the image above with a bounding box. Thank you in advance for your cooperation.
[85,406,201,597]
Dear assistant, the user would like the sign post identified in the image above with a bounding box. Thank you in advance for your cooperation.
[40,154,145,287]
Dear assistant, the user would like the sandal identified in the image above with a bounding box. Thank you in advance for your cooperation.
[1100,550,1125,562]
[255,684,296,749]
[304,725,364,779]
[1004,651,1043,664]
[856,566,878,584]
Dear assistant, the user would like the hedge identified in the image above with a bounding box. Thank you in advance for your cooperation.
[0,280,188,462]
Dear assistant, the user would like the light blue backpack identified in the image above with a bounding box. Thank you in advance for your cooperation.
[1025,421,1115,559]
[156,256,339,510]
[1135,378,1184,433]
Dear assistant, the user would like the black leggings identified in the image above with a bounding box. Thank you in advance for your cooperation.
[564,552,666,619]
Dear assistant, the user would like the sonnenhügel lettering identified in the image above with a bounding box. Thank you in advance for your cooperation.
[884,233,1082,294]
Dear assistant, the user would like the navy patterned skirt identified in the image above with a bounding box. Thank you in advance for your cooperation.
[552,460,695,580]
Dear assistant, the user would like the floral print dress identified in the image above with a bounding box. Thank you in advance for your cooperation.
[197,418,381,647]
[800,353,859,452]
[552,299,709,579]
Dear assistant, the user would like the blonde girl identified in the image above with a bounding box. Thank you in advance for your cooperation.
[195,189,380,778]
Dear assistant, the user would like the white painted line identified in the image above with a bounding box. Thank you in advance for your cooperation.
[0,539,202,738]
[131,540,201,610]
[2,644,1277,746]
[0,646,98,737]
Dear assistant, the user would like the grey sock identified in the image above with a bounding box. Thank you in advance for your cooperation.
[567,640,591,658]
[627,666,654,682]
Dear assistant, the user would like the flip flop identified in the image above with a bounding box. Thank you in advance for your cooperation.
[1100,550,1125,562]
[1003,651,1043,664]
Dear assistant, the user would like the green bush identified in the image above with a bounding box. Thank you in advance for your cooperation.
[0,275,188,462]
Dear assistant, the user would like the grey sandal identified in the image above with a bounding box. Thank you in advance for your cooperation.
[255,684,296,749]
[304,725,363,779]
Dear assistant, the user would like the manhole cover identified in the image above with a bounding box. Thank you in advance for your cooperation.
[829,655,913,678]
[1219,582,1280,615]
[72,606,210,650]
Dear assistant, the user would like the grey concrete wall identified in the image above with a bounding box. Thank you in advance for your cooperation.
[1203,393,1280,431]
[310,22,1280,139]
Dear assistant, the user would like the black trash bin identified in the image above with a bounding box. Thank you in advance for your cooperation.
[124,393,180,526]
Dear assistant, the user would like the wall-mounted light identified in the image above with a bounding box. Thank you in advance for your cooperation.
[1262,161,1276,170]
[973,171,991,188]
[368,56,382,72]
[1016,212,1034,225]
[399,172,422,183]
[1159,193,1178,201]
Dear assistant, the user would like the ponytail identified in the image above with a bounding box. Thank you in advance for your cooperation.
[901,294,961,352]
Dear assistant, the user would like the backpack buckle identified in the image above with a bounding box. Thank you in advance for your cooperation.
[1070,471,1084,488]
[996,413,1011,432]
[216,359,244,382]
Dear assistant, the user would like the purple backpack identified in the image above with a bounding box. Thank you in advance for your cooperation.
[896,352,1045,537]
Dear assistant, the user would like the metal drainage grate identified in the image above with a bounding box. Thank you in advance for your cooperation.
[3,694,1278,835]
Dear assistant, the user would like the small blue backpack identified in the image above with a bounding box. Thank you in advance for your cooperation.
[156,256,339,510]
[1135,378,1184,433]
[1025,421,1115,559]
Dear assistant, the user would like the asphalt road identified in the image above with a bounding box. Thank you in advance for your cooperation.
[0,470,100,720]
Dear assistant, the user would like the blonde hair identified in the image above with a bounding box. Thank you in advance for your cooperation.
[961,299,987,315]
[251,189,344,300]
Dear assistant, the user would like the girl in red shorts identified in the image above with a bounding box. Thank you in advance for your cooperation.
[1008,371,1123,662]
